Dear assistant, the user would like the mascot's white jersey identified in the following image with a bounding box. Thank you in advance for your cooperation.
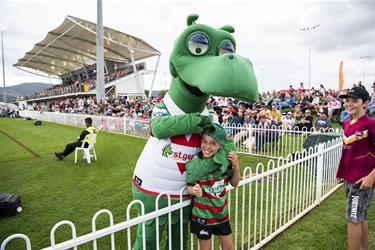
[133,93,209,197]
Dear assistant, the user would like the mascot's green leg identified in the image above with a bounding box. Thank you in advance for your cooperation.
[132,184,190,250]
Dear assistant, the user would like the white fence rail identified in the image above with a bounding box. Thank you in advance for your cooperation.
[226,122,342,159]
[1,112,343,249]
[18,110,342,159]
[19,111,150,138]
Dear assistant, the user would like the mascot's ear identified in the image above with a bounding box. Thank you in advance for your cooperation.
[219,25,235,33]
[187,14,199,26]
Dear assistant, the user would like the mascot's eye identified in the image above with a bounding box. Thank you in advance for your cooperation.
[219,41,235,55]
[188,33,209,55]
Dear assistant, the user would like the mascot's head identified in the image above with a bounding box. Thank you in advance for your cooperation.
[168,14,258,108]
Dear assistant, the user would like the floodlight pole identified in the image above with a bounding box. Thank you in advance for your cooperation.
[96,0,105,103]
[1,24,6,103]
[359,56,371,87]
[300,24,320,90]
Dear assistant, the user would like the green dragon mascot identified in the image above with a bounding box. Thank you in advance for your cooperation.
[132,14,258,250]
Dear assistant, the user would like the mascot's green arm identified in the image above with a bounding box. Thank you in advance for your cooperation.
[151,102,212,139]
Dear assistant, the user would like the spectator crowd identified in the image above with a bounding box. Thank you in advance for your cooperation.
[19,63,145,101]
[6,80,375,141]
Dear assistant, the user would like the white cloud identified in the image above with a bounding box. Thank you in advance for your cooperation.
[1,0,374,93]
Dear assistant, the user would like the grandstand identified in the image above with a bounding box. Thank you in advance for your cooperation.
[13,16,161,106]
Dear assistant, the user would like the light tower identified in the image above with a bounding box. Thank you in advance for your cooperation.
[300,24,320,90]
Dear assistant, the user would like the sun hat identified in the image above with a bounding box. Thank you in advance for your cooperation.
[339,87,369,100]
[203,123,227,145]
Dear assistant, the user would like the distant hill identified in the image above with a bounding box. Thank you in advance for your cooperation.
[0,82,52,102]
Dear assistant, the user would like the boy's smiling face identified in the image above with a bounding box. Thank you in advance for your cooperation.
[344,97,368,116]
[201,134,222,159]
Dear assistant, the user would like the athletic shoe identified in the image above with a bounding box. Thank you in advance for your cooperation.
[55,152,63,161]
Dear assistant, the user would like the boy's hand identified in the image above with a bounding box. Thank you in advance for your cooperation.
[193,184,202,197]
[355,176,375,190]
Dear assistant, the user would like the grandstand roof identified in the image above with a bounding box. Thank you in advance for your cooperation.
[13,15,160,78]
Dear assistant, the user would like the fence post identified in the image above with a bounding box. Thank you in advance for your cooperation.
[0,234,32,250]
[123,117,127,135]
[315,143,325,205]
[248,126,253,154]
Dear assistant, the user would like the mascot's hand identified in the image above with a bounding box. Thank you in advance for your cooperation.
[151,113,207,139]
[199,115,213,131]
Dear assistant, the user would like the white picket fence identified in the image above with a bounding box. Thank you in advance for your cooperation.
[17,111,342,159]
[226,123,342,159]
[1,112,343,249]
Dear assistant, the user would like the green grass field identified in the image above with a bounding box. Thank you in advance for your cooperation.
[0,118,374,249]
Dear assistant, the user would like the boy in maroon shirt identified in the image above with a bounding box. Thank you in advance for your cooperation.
[336,87,375,250]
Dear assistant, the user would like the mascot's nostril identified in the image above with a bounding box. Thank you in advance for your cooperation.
[228,55,234,60]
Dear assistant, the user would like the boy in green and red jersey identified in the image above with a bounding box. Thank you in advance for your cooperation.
[336,87,375,250]
[186,123,240,250]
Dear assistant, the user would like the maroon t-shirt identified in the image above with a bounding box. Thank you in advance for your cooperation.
[336,115,375,185]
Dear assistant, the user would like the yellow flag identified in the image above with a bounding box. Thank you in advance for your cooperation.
[339,61,344,92]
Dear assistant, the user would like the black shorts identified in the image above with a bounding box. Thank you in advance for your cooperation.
[190,219,232,240]
[344,181,374,223]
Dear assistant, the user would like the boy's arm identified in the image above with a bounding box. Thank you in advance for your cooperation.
[356,122,375,188]
[227,151,241,188]
[229,166,241,188]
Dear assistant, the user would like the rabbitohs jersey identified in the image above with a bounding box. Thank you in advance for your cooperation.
[190,159,234,227]
[336,115,375,185]
[133,93,209,197]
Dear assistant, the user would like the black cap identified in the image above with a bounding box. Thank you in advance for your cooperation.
[339,87,369,100]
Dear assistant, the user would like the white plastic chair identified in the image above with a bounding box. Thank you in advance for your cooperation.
[74,133,97,163]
